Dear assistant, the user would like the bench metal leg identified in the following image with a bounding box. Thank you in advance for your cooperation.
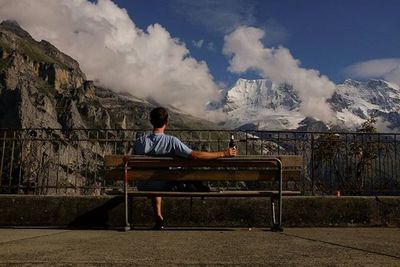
[271,197,283,232]
[123,161,130,231]
[270,197,276,225]
[271,159,283,232]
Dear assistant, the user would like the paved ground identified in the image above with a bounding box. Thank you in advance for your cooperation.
[0,228,399,266]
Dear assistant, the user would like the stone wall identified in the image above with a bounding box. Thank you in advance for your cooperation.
[0,195,399,229]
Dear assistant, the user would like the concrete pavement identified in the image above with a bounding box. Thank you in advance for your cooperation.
[0,228,399,266]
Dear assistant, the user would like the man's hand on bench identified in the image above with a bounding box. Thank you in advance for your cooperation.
[224,147,237,157]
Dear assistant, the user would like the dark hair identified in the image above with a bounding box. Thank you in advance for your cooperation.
[150,107,168,128]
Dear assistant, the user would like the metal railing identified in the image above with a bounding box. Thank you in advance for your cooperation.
[0,128,399,195]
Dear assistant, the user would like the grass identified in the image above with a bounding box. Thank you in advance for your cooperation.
[0,44,12,71]
[18,39,56,64]
[0,41,12,53]
[0,38,70,71]
[17,39,70,70]
[0,53,12,72]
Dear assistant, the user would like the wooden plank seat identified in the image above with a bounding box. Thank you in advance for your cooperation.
[107,190,302,197]
[104,155,303,231]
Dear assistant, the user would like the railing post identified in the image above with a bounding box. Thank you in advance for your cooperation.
[0,131,7,190]
[8,131,16,193]
[123,156,130,231]
[395,134,398,188]
[311,134,315,196]
[271,158,283,232]
[278,158,283,230]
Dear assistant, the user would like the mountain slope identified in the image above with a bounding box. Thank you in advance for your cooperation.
[0,20,217,194]
[221,78,304,130]
[0,20,217,130]
[331,79,400,129]
[221,78,400,131]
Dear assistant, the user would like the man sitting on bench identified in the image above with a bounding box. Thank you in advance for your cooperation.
[132,107,237,230]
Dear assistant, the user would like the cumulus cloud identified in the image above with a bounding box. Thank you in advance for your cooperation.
[223,26,336,122]
[192,39,204,48]
[207,42,216,51]
[375,117,395,133]
[344,58,400,85]
[0,0,220,115]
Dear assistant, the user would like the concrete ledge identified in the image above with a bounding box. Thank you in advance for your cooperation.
[0,195,399,228]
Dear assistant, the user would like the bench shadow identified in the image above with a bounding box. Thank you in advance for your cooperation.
[130,227,271,232]
[68,196,123,229]
[281,232,400,260]
[141,227,235,232]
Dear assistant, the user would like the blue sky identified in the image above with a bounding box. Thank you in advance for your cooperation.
[3,0,399,116]
[113,0,400,86]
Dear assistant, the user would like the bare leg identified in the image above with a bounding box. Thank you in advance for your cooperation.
[151,197,163,220]
[151,197,165,230]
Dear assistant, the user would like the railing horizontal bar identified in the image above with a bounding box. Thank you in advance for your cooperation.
[0,128,398,196]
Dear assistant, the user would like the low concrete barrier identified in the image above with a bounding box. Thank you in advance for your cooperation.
[0,195,399,228]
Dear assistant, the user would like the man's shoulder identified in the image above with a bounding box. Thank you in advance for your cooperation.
[135,133,181,144]
[135,135,145,141]
[134,133,150,143]
[139,132,155,138]
[164,134,182,143]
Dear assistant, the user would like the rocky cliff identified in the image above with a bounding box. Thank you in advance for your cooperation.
[0,20,216,131]
[0,21,217,194]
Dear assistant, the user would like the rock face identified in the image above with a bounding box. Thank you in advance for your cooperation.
[0,21,217,194]
[0,20,216,130]
[221,78,400,131]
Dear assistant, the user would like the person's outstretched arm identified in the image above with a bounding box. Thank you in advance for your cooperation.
[189,147,237,159]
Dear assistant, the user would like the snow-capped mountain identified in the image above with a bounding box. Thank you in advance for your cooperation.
[221,79,304,130]
[331,79,400,129]
[221,78,400,131]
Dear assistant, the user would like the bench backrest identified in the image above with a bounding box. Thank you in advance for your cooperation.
[104,155,302,182]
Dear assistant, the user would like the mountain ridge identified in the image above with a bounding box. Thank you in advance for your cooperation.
[220,77,400,132]
[0,20,217,130]
[0,20,218,194]
[1,20,398,133]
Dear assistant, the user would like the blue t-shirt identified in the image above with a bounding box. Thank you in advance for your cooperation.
[132,132,193,158]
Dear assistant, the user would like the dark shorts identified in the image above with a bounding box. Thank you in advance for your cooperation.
[136,181,170,191]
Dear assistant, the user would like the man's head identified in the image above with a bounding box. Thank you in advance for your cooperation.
[150,107,168,129]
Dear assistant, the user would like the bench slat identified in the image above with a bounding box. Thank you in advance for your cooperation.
[104,155,284,168]
[105,169,282,181]
[106,190,301,197]
[105,155,302,181]
[104,155,125,167]
[277,155,303,168]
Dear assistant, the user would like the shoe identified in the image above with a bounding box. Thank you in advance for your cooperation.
[152,217,165,230]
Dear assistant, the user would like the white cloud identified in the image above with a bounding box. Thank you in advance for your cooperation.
[344,58,400,85]
[192,39,204,48]
[207,42,216,51]
[223,26,336,122]
[0,0,220,116]
[375,117,395,132]
[192,40,216,51]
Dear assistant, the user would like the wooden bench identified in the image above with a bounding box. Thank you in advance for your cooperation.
[104,155,303,231]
